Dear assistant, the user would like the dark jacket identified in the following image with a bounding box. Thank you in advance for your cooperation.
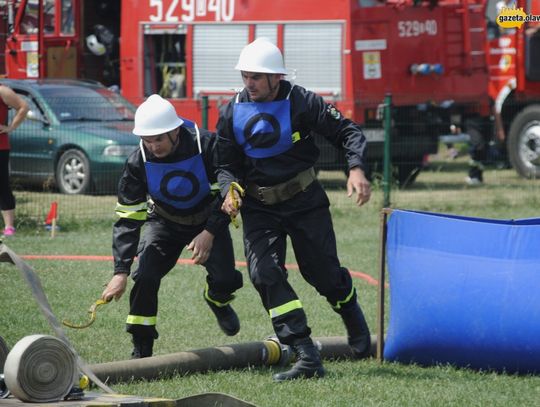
[113,125,228,274]
[216,80,367,193]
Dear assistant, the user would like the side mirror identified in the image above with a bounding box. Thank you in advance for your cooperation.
[26,110,49,126]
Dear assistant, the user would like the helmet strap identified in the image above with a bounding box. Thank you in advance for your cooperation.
[167,127,180,148]
[266,74,280,100]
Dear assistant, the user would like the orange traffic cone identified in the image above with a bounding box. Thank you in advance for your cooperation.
[44,201,59,238]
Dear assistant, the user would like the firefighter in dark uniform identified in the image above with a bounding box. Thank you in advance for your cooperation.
[216,38,372,381]
[102,94,243,358]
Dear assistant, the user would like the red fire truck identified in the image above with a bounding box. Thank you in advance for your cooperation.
[2,0,540,183]
[0,1,120,84]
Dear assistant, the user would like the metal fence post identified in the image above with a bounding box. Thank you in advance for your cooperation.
[383,94,392,208]
[201,95,209,129]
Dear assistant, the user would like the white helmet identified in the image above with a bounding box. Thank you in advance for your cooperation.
[235,38,287,74]
[132,94,184,136]
[86,34,106,56]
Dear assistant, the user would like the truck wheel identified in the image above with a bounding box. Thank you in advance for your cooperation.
[56,149,92,194]
[507,105,540,178]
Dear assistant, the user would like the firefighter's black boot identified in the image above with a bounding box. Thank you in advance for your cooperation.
[272,338,325,382]
[131,335,154,359]
[466,165,483,185]
[339,302,371,359]
[204,295,240,336]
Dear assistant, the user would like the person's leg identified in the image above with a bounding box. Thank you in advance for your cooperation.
[203,227,243,335]
[1,209,15,232]
[242,200,324,381]
[0,150,16,235]
[284,182,371,358]
[466,118,487,184]
[127,219,185,357]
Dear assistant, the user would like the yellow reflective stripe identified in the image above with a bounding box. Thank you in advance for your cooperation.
[116,202,147,212]
[115,202,147,220]
[210,182,220,193]
[126,315,157,326]
[292,131,301,143]
[332,287,356,311]
[204,283,234,307]
[269,299,303,318]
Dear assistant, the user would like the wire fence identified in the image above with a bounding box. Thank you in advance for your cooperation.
[11,151,540,228]
[7,97,540,225]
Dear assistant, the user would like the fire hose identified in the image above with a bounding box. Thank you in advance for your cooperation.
[3,335,77,402]
[0,243,258,405]
[0,242,375,405]
[62,298,111,329]
[0,243,259,405]
[88,335,375,385]
[0,243,114,396]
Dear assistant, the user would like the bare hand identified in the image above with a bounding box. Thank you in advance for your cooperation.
[101,273,128,302]
[0,124,10,134]
[347,167,371,206]
[221,189,243,217]
[186,229,215,265]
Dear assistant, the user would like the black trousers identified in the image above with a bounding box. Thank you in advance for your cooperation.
[127,216,243,339]
[0,150,15,211]
[241,181,355,346]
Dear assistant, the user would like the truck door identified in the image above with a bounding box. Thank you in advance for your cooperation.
[5,0,79,79]
[42,0,78,78]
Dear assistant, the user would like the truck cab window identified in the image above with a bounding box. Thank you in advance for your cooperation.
[43,0,55,34]
[143,33,186,98]
[486,0,516,39]
[61,0,74,35]
[20,0,38,34]
[20,0,56,34]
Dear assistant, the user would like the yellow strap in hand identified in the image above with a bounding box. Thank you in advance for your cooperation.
[62,299,110,329]
[229,182,245,228]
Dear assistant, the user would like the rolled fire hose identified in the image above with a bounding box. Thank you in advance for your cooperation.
[0,243,114,394]
[3,335,77,402]
[0,335,10,399]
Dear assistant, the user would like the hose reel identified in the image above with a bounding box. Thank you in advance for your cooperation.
[3,335,77,403]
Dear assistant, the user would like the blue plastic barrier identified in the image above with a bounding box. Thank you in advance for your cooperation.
[383,210,540,373]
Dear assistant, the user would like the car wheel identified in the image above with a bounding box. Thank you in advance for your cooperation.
[56,149,92,194]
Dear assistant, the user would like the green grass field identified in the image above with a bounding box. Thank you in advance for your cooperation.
[2,155,540,406]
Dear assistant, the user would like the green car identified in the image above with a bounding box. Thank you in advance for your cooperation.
[1,78,139,195]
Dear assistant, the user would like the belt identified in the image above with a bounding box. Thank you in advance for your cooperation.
[149,200,212,226]
[246,167,317,205]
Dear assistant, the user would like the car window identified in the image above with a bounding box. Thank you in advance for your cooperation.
[8,91,46,123]
[40,86,136,122]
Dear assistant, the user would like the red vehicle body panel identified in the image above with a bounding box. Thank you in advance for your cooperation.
[118,0,490,128]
